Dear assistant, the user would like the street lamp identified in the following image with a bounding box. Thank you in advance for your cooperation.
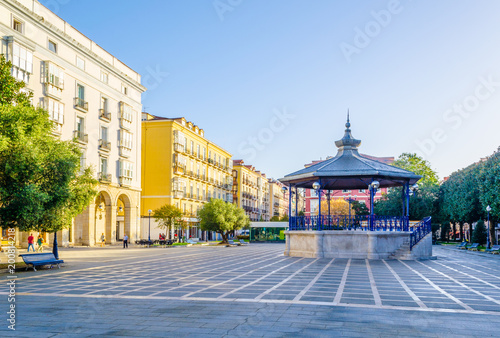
[487,205,491,249]
[148,209,152,243]
[369,181,380,230]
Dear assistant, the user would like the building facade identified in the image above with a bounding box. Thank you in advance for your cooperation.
[0,0,145,246]
[269,179,289,219]
[304,155,393,216]
[141,114,233,240]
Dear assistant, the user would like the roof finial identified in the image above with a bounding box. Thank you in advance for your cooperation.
[346,109,351,129]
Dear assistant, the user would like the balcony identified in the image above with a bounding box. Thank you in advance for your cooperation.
[99,139,111,152]
[174,143,184,152]
[73,130,88,144]
[99,109,111,122]
[74,97,88,112]
[119,176,132,187]
[119,146,132,158]
[98,172,112,183]
[173,165,185,175]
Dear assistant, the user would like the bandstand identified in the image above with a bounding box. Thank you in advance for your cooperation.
[279,116,432,259]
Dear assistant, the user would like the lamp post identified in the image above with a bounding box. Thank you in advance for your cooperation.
[148,209,152,243]
[369,181,380,230]
[313,182,321,230]
[487,205,491,249]
[345,194,356,228]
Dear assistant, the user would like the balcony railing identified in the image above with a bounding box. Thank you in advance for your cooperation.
[74,97,88,111]
[99,139,111,152]
[73,130,88,144]
[174,143,184,152]
[98,172,112,183]
[99,109,111,122]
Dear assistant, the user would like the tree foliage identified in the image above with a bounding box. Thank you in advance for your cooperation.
[152,204,184,232]
[320,198,354,216]
[374,153,439,220]
[351,200,369,216]
[471,220,487,245]
[198,199,250,243]
[0,55,98,233]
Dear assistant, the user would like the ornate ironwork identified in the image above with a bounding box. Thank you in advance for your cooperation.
[289,215,410,232]
[410,216,432,249]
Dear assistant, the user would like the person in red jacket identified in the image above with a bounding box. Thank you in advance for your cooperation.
[27,233,35,252]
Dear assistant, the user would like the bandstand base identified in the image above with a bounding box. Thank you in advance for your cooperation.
[284,230,432,260]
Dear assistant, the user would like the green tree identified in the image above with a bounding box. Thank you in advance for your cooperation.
[351,200,369,216]
[198,199,249,243]
[280,215,289,222]
[374,153,439,220]
[270,215,280,221]
[477,149,500,243]
[152,204,184,236]
[471,220,487,245]
[0,56,97,256]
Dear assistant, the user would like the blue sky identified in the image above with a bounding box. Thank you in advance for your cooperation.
[40,0,500,180]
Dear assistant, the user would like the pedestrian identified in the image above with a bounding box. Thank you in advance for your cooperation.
[27,233,35,252]
[100,233,106,247]
[123,234,128,248]
[37,235,44,252]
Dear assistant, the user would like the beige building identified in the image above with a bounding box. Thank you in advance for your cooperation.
[141,114,233,240]
[269,179,289,219]
[0,0,145,246]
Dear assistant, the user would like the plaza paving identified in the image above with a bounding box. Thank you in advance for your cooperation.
[2,243,500,337]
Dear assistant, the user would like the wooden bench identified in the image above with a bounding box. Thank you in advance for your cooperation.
[239,239,248,245]
[456,242,468,250]
[19,253,64,271]
[227,240,240,246]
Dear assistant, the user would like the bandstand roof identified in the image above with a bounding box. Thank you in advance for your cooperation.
[280,115,421,190]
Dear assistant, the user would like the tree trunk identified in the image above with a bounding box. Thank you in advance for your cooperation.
[459,223,464,242]
[52,231,59,259]
[220,232,228,243]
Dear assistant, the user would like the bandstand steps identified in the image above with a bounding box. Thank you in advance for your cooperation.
[388,241,411,259]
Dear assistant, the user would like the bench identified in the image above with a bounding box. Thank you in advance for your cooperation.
[468,243,480,251]
[239,239,248,245]
[227,240,240,246]
[485,245,500,254]
[456,242,468,250]
[159,239,174,247]
[19,253,64,272]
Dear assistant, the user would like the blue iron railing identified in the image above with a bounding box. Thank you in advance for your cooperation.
[289,215,410,231]
[409,216,432,250]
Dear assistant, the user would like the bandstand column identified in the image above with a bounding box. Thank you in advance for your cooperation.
[318,185,322,230]
[295,186,298,217]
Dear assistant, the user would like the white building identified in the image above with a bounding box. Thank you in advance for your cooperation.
[0,0,146,246]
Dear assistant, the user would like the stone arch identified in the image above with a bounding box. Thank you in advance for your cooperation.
[115,192,136,242]
[94,190,113,245]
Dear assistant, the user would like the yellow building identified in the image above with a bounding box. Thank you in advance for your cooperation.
[141,114,233,240]
[232,160,271,221]
[269,179,289,219]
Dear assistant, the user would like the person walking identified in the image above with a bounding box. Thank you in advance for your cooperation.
[27,233,35,252]
[123,234,128,248]
[100,233,106,247]
[37,235,44,252]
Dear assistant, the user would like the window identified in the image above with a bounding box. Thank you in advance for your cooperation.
[48,40,57,53]
[119,102,133,129]
[43,62,64,100]
[13,18,24,33]
[76,116,84,133]
[100,157,108,175]
[11,43,33,82]
[119,130,133,157]
[100,126,108,142]
[77,84,85,101]
[75,84,87,111]
[79,152,86,173]
[342,190,351,193]
[100,71,108,84]
[119,160,134,186]
[44,98,64,131]
[359,189,366,193]
[76,56,85,70]
[121,84,128,95]
[190,141,194,155]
